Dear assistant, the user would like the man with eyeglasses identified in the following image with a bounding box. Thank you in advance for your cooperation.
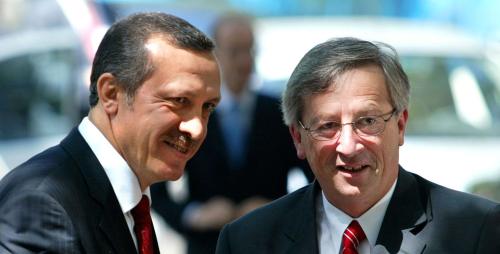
[216,37,500,254]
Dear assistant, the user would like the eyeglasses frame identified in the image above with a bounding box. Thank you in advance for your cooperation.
[297,108,398,141]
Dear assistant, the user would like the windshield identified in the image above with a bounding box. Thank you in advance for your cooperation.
[403,56,500,136]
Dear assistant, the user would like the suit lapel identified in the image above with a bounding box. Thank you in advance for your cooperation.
[61,129,137,254]
[278,183,320,254]
[98,195,137,254]
[375,167,430,254]
[272,169,430,254]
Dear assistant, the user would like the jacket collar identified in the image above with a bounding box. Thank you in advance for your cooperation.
[278,167,430,254]
[375,167,431,254]
[277,181,321,254]
[60,128,140,254]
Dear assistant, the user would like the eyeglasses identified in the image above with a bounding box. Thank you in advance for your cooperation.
[298,109,397,141]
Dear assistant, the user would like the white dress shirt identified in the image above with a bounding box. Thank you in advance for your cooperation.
[317,180,397,254]
[78,117,151,250]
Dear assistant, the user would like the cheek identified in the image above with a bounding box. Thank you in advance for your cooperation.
[374,135,400,167]
[145,116,178,150]
[307,142,335,170]
[153,108,179,127]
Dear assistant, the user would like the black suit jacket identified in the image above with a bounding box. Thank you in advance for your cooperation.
[0,129,160,254]
[216,168,500,254]
[151,93,312,253]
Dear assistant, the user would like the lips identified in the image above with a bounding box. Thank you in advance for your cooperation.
[336,165,369,173]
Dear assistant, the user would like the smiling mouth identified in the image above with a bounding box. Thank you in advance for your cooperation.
[165,136,191,154]
[337,165,369,173]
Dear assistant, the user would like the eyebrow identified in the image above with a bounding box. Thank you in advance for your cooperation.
[307,108,386,125]
[166,87,221,102]
[307,115,327,126]
[356,108,385,116]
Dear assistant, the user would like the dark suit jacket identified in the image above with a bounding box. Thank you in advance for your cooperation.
[216,168,500,254]
[151,93,312,254]
[0,129,160,254]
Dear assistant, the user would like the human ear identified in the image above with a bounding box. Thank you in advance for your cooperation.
[397,109,409,146]
[290,125,307,159]
[96,73,121,116]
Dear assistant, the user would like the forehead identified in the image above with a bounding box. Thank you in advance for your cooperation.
[146,36,218,74]
[147,36,214,61]
[142,37,220,95]
[305,64,391,116]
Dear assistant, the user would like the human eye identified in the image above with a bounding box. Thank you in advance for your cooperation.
[163,97,190,110]
[314,121,340,135]
[315,121,336,130]
[203,102,217,116]
[172,97,188,104]
[356,116,378,127]
[167,97,190,108]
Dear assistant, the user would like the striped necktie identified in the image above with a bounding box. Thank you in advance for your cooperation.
[341,220,366,254]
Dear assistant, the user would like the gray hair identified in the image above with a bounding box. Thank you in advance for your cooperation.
[281,37,409,126]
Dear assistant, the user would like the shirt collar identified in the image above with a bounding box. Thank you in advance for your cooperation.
[78,117,151,213]
[321,179,397,247]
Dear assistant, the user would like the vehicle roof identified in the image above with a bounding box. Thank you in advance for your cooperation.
[254,16,489,80]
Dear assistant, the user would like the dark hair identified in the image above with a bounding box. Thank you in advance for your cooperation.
[89,12,215,107]
[282,37,410,126]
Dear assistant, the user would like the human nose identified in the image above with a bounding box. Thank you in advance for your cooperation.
[335,124,362,156]
[179,115,205,140]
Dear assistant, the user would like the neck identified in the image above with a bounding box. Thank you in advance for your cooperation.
[88,108,114,146]
[323,191,377,218]
[89,108,150,193]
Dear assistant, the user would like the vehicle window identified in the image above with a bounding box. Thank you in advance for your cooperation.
[403,56,500,136]
[0,48,79,140]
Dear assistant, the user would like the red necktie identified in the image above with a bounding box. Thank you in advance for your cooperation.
[341,220,366,254]
[131,195,154,254]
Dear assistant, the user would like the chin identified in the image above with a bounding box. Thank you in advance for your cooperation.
[167,172,183,181]
[161,170,183,181]
[337,183,363,197]
[157,163,186,181]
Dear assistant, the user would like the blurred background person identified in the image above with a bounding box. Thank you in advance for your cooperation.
[151,12,312,254]
[2,1,500,253]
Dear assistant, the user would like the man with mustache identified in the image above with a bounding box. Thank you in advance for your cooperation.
[0,12,220,254]
[151,12,312,254]
[216,37,500,253]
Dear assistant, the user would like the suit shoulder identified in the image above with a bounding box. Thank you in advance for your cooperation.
[414,173,499,212]
[217,184,317,253]
[0,144,78,197]
[226,184,313,233]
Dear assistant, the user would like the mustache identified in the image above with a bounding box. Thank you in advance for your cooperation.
[170,134,197,150]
